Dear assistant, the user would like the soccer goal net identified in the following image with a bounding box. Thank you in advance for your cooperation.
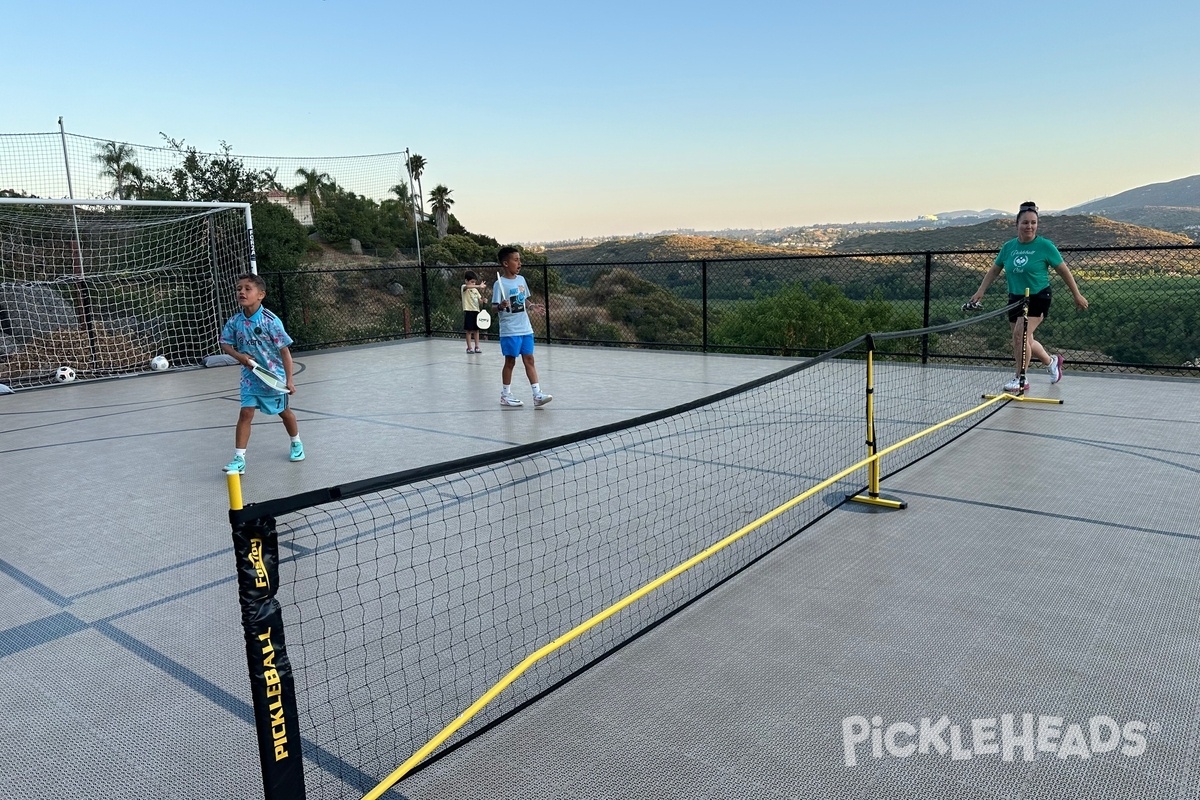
[0,198,253,389]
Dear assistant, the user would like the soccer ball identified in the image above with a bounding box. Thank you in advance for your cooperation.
[55,366,76,383]
[150,355,170,371]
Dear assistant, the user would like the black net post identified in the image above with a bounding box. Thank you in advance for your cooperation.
[274,272,289,334]
[921,252,932,364]
[229,472,306,800]
[542,261,552,341]
[419,261,432,336]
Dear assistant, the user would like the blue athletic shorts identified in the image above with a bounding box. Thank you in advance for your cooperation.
[500,334,535,357]
[241,392,288,415]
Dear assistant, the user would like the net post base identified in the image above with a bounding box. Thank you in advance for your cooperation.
[982,393,1065,405]
[846,492,907,510]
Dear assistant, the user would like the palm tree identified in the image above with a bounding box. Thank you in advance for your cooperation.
[390,182,413,207]
[292,167,331,215]
[125,164,151,199]
[406,154,427,216]
[95,142,140,199]
[428,184,454,238]
[260,168,285,193]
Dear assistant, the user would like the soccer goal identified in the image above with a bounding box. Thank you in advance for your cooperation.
[0,198,256,389]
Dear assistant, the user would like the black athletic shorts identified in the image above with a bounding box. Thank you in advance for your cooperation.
[463,311,481,331]
[1008,288,1051,322]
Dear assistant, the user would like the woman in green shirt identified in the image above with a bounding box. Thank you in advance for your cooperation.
[969,201,1089,392]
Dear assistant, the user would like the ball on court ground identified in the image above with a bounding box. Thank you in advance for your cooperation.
[55,366,76,383]
[150,355,170,371]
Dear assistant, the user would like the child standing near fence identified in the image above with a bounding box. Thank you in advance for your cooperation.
[461,271,487,353]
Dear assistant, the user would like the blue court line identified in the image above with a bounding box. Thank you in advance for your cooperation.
[0,391,232,436]
[986,427,1200,474]
[99,576,237,623]
[93,620,385,796]
[898,490,1200,543]
[69,550,229,601]
[0,604,384,794]
[0,558,71,607]
[0,612,89,658]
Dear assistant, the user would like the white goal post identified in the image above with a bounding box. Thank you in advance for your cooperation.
[0,198,257,389]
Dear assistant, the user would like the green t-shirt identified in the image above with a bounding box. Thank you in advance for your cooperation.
[995,236,1063,295]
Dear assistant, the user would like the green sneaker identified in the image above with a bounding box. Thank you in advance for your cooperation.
[289,441,305,462]
[223,454,246,474]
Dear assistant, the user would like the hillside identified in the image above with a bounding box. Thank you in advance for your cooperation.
[1066,174,1200,215]
[544,234,826,263]
[831,215,1193,253]
[1092,206,1200,237]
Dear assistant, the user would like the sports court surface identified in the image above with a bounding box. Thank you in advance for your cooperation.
[2,339,1198,800]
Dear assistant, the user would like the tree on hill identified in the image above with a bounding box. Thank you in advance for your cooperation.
[94,142,142,200]
[259,167,285,193]
[429,184,454,238]
[406,154,427,216]
[584,268,702,345]
[424,233,485,265]
[542,234,814,264]
[126,136,270,203]
[710,282,922,356]
[390,182,413,209]
[293,168,333,217]
[252,201,311,273]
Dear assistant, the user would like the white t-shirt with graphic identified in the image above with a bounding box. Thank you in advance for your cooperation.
[492,274,534,338]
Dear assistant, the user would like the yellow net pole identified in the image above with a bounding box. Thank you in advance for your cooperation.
[864,346,880,497]
[226,471,243,511]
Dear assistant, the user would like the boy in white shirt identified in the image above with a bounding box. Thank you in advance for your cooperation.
[491,247,552,408]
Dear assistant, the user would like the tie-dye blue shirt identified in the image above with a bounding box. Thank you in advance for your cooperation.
[220,306,293,396]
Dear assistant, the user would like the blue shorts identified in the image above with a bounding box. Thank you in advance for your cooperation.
[241,392,288,415]
[500,334,535,358]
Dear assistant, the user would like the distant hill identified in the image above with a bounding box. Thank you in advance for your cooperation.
[930,208,1009,220]
[536,175,1200,257]
[1083,206,1200,237]
[1066,175,1200,214]
[1063,175,1200,237]
[831,215,1193,253]
[544,234,825,263]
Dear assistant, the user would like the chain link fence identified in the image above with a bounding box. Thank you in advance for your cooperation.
[263,245,1199,377]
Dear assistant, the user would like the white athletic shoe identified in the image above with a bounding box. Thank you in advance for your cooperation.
[1003,377,1028,393]
[1047,354,1064,384]
[533,392,553,408]
[500,394,524,407]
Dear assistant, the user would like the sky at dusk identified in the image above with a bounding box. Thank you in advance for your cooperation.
[5,0,1198,242]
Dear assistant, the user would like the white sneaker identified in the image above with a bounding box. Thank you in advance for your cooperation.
[1003,377,1027,393]
[500,394,524,407]
[1047,354,1064,384]
[533,392,553,408]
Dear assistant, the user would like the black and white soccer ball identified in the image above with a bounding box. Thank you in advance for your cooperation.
[150,355,170,371]
[55,366,76,383]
